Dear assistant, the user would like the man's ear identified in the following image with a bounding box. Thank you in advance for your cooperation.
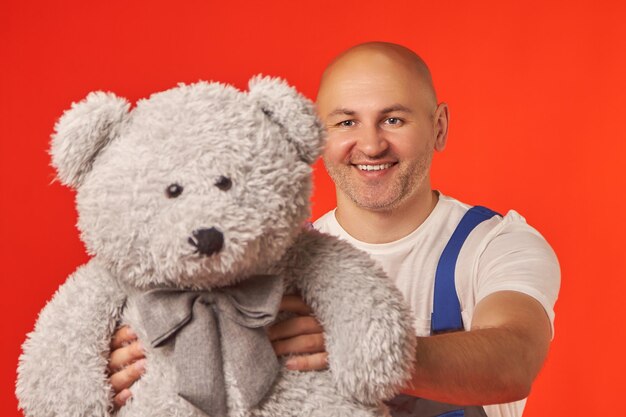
[433,102,449,152]
[50,91,130,188]
[248,75,326,164]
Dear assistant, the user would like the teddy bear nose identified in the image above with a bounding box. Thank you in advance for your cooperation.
[189,227,224,256]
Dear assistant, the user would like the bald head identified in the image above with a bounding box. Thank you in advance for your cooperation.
[317,42,438,112]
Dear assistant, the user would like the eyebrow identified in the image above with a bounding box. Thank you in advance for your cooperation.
[380,104,412,114]
[326,104,412,119]
[326,108,356,118]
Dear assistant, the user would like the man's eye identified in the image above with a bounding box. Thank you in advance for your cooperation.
[338,120,355,127]
[385,117,403,126]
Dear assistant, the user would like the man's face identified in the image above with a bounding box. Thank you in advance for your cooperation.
[317,54,438,212]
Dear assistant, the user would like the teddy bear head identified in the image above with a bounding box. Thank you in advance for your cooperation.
[50,76,325,289]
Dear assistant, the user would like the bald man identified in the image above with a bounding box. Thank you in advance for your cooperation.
[108,43,560,417]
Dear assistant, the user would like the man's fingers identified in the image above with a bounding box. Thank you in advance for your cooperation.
[113,388,132,409]
[110,326,138,350]
[109,359,146,395]
[108,340,145,373]
[268,316,323,341]
[285,352,329,371]
[272,333,325,357]
[279,295,313,315]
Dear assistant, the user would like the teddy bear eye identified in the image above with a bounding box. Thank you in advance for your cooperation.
[215,176,232,191]
[166,183,184,198]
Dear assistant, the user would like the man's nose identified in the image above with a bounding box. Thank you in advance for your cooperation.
[355,125,389,157]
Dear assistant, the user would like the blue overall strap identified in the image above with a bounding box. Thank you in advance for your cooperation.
[431,206,500,334]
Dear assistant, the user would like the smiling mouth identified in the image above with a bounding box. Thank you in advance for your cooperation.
[354,163,396,171]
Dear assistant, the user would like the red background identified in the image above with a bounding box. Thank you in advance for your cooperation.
[2,1,625,416]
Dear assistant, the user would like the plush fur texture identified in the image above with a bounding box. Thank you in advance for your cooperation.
[17,76,416,417]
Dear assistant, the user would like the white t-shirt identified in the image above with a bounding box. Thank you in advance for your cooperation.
[314,193,560,417]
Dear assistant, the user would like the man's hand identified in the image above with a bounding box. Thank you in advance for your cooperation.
[268,295,328,371]
[108,326,146,408]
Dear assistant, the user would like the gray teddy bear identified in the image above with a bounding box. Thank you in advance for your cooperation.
[16,76,416,417]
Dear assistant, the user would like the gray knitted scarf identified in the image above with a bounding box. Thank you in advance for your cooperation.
[137,275,283,416]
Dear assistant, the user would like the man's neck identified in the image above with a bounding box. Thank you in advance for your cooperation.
[335,188,439,244]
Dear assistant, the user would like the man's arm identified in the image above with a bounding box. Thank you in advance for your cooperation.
[276,290,551,405]
[405,290,551,405]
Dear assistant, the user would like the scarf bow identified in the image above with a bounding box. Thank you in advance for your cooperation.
[137,275,283,416]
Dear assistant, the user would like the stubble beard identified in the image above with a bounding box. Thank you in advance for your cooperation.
[324,151,433,212]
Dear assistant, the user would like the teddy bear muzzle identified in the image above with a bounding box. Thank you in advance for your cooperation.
[188,227,224,256]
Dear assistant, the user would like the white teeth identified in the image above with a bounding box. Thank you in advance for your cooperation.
[356,163,393,171]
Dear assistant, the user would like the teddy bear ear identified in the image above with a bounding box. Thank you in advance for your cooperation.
[248,75,325,164]
[50,91,130,188]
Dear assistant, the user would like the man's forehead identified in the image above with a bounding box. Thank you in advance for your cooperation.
[317,42,437,112]
[319,57,411,94]
[317,70,422,118]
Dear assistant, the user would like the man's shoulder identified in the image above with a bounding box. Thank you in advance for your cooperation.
[312,209,339,234]
[437,193,536,234]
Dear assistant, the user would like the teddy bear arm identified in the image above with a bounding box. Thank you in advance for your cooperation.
[287,231,417,404]
[16,259,126,417]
